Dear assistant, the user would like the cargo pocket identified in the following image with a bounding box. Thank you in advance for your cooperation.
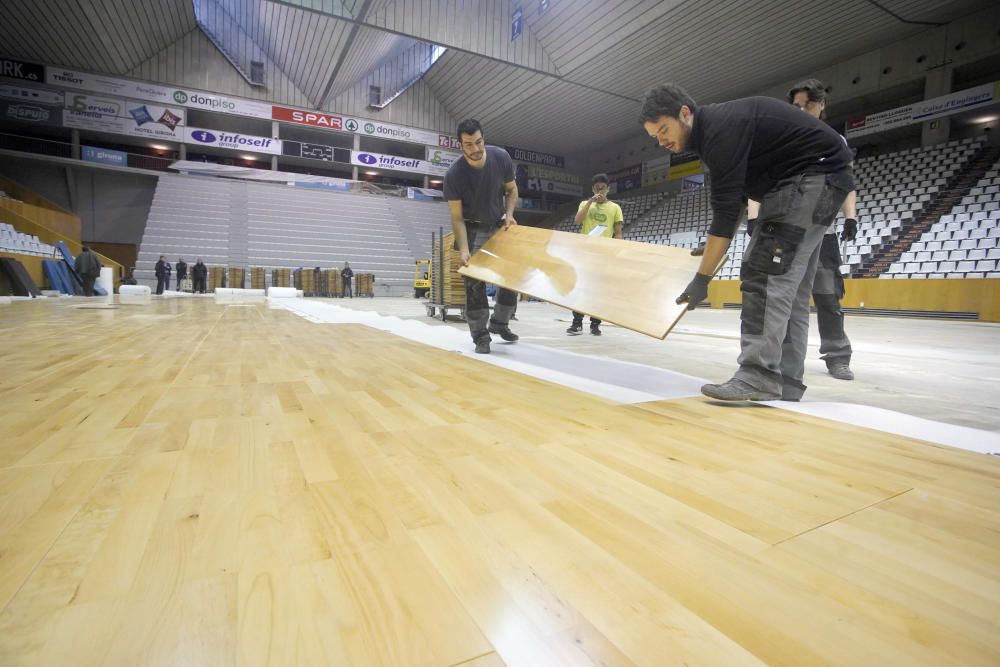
[745,222,805,276]
[812,178,849,227]
[819,233,842,269]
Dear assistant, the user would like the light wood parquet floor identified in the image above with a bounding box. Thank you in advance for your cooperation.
[1,298,998,666]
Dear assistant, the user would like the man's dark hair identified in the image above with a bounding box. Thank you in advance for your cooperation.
[592,173,609,185]
[640,84,697,123]
[457,119,483,140]
[787,79,828,106]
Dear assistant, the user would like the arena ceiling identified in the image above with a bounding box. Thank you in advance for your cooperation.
[0,0,992,156]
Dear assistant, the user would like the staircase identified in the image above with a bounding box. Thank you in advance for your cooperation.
[856,143,1000,278]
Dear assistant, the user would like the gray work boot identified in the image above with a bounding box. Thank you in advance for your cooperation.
[701,378,780,402]
[827,361,854,381]
[566,323,583,335]
[474,338,491,354]
[487,321,519,342]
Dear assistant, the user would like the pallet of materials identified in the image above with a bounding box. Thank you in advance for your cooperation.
[431,232,466,306]
[207,266,226,292]
[271,268,291,288]
[227,267,246,290]
[321,269,341,296]
[249,267,265,290]
[355,272,375,297]
[299,268,318,296]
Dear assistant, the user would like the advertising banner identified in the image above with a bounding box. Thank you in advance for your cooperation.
[425,147,462,171]
[344,116,442,146]
[352,150,446,176]
[82,145,127,166]
[170,90,271,118]
[0,57,45,83]
[521,178,582,196]
[607,163,642,192]
[642,153,671,186]
[505,145,565,168]
[272,106,343,130]
[0,83,63,106]
[64,100,185,140]
[1,100,63,126]
[846,81,999,138]
[64,92,123,117]
[185,127,281,155]
[668,158,703,181]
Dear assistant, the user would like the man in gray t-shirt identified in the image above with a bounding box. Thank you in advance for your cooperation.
[443,119,521,354]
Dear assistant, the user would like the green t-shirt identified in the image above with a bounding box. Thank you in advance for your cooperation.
[577,200,623,237]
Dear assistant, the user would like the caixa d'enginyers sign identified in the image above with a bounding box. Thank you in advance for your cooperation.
[184,127,282,155]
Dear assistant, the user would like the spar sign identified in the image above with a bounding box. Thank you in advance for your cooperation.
[272,106,343,130]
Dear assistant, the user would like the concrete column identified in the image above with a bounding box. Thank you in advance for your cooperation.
[352,134,360,179]
[423,175,429,188]
[179,143,186,160]
[272,121,279,170]
[922,65,953,147]
[71,129,80,160]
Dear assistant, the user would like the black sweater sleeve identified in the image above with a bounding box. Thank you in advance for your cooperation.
[702,113,752,239]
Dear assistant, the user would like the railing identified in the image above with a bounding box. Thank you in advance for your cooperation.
[0,131,175,171]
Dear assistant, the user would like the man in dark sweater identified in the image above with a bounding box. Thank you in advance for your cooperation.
[154,255,171,295]
[192,258,207,293]
[641,84,854,401]
[341,262,354,298]
[73,246,102,297]
[443,118,520,354]
[175,257,188,291]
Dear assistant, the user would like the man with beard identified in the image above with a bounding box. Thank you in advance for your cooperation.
[641,83,853,402]
[443,119,521,354]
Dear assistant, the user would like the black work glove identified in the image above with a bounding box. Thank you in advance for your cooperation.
[841,218,858,243]
[746,218,757,237]
[676,273,712,310]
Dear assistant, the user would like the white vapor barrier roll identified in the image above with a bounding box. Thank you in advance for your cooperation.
[215,288,265,299]
[119,285,151,296]
[267,286,300,298]
[98,267,113,295]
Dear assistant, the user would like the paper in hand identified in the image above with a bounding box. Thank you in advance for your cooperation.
[587,225,607,237]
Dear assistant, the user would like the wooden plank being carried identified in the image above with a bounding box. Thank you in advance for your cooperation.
[459,225,725,339]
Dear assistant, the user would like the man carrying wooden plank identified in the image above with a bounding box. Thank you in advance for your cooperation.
[444,119,521,354]
[641,84,854,401]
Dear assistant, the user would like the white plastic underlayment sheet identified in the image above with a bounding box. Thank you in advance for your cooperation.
[272,298,1000,456]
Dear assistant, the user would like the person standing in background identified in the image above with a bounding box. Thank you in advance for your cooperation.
[74,246,102,296]
[341,261,354,298]
[566,173,624,336]
[192,258,207,294]
[154,255,171,295]
[175,257,188,291]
